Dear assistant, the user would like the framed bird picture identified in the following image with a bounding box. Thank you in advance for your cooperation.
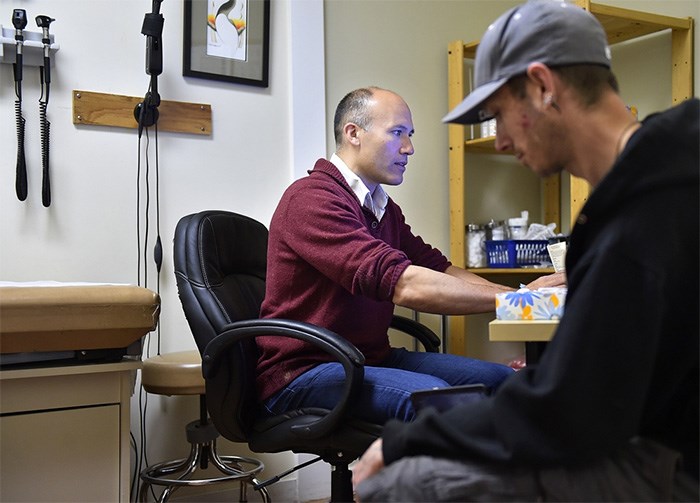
[183,0,270,87]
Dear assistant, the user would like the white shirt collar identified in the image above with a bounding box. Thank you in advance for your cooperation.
[331,153,388,221]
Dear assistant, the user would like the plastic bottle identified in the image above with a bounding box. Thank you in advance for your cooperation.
[508,211,529,240]
[480,119,497,138]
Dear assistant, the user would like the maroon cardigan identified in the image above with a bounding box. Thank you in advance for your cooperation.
[255,159,450,401]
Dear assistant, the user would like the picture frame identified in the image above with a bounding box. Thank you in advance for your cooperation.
[183,0,270,87]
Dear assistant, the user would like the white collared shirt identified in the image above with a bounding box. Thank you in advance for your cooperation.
[331,153,388,221]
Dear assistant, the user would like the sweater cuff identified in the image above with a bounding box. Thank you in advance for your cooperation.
[381,418,410,465]
[383,260,411,300]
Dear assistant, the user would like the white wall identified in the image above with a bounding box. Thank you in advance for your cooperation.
[0,0,297,330]
[1,0,698,501]
[0,0,323,500]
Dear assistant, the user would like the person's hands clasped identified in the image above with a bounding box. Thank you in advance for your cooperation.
[526,271,566,290]
[352,438,385,492]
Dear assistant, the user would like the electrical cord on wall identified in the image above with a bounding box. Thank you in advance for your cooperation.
[134,117,148,502]
[133,2,164,499]
[134,121,162,502]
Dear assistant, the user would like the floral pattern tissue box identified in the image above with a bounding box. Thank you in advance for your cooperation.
[496,287,567,320]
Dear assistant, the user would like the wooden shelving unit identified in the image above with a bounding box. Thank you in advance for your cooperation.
[446,1,694,355]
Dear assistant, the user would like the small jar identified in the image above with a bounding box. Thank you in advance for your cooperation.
[487,220,508,240]
[466,224,486,268]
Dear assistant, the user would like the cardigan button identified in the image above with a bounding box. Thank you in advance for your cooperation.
[371,221,378,229]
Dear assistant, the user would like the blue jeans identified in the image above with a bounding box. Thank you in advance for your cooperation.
[262,348,514,423]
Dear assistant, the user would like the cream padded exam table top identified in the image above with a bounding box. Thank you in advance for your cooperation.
[0,282,160,356]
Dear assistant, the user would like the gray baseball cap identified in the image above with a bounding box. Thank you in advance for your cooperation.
[443,0,612,125]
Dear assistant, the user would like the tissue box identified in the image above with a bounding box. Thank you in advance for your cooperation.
[495,287,566,320]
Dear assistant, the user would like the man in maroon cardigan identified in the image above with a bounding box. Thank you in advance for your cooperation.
[255,86,563,426]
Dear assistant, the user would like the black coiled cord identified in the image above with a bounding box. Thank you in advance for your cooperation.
[39,89,51,207]
[15,99,27,201]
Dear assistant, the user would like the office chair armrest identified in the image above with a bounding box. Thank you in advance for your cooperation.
[391,314,441,352]
[202,318,365,440]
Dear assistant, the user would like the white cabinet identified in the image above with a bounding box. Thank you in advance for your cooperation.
[0,361,140,502]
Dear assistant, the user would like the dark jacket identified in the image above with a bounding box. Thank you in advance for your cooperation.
[382,99,700,478]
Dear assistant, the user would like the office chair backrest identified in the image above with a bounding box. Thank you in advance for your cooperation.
[173,210,268,440]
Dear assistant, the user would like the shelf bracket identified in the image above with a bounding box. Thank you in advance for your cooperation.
[72,90,212,136]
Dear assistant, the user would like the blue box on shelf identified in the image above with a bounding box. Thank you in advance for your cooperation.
[485,240,550,268]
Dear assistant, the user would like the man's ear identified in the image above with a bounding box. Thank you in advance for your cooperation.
[344,122,362,146]
[526,63,556,103]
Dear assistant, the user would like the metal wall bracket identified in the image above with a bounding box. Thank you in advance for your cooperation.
[0,24,58,67]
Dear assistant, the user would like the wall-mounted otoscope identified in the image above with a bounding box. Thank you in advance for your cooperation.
[37,14,55,207]
[13,8,28,201]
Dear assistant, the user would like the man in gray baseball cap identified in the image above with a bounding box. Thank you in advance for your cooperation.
[443,0,611,125]
[352,1,699,501]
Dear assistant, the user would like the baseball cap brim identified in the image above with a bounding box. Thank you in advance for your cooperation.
[442,76,508,125]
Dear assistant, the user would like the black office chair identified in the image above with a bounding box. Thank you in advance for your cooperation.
[173,210,440,502]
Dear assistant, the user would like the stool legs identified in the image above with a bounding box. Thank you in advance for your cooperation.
[139,396,269,502]
[139,427,269,502]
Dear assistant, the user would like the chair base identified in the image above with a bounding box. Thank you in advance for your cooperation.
[139,420,270,502]
[330,461,353,503]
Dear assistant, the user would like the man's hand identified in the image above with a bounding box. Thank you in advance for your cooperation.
[352,438,385,489]
[526,271,566,290]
